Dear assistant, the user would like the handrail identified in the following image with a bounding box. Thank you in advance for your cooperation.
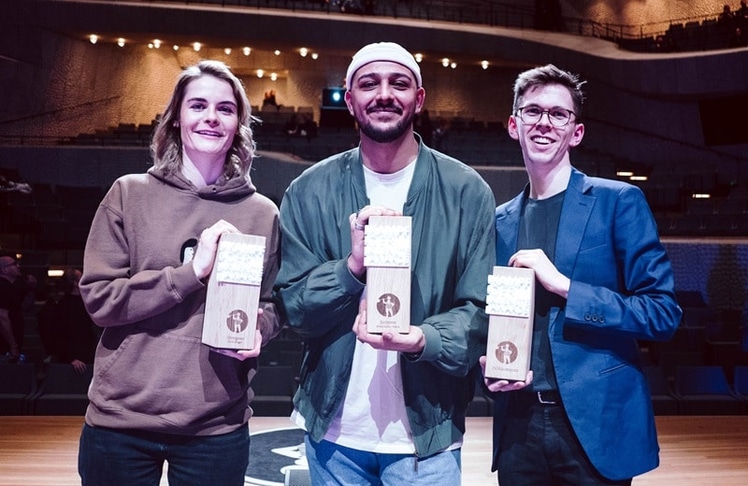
[97,0,731,47]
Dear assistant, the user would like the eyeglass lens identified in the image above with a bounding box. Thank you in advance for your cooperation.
[519,106,573,127]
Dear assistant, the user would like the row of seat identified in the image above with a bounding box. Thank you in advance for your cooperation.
[0,360,300,417]
[645,365,748,415]
[4,361,748,418]
[0,362,92,416]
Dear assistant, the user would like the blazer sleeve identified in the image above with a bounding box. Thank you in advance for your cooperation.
[564,184,682,341]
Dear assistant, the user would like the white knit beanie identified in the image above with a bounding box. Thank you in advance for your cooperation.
[345,42,422,88]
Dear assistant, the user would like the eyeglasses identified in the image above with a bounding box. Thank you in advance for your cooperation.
[516,105,576,127]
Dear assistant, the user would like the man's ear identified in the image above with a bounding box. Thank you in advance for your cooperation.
[569,122,585,148]
[344,90,354,116]
[507,115,519,140]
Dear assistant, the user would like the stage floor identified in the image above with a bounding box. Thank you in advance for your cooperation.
[1,416,747,485]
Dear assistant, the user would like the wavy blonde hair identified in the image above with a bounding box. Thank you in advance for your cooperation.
[151,60,258,178]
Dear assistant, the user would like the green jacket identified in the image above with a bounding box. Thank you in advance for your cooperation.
[275,140,496,458]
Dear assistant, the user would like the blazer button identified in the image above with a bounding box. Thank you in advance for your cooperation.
[584,313,591,321]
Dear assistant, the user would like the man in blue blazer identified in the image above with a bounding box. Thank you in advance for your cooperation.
[480,65,682,485]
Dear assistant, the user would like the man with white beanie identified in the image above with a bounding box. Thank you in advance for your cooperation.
[275,41,495,484]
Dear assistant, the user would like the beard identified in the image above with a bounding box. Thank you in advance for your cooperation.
[357,106,416,143]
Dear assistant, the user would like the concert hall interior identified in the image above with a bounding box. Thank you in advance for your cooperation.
[2,1,748,484]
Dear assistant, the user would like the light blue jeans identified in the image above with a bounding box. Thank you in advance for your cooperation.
[305,435,461,485]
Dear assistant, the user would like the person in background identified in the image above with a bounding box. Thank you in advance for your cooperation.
[77,60,282,486]
[37,268,99,373]
[480,64,682,485]
[274,41,495,484]
[0,253,23,363]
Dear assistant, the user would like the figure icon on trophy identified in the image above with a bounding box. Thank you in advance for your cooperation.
[376,293,400,317]
[226,309,248,333]
[496,341,518,364]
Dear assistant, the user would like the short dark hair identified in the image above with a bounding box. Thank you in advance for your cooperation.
[512,64,586,119]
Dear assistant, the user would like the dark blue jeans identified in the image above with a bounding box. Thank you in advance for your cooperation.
[498,394,632,486]
[78,423,249,486]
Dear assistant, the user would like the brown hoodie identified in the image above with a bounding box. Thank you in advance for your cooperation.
[80,166,281,436]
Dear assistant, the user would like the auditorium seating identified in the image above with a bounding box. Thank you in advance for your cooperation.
[673,365,742,415]
[734,366,748,413]
[0,363,38,415]
[250,364,296,416]
[643,365,680,415]
[30,363,93,416]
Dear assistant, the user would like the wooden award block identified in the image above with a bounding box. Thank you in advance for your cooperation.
[202,233,266,350]
[484,266,535,381]
[364,216,411,334]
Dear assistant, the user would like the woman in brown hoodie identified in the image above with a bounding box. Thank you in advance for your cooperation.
[78,60,282,486]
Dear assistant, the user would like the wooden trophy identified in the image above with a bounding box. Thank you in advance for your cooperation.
[484,266,535,381]
[202,233,266,350]
[364,216,412,334]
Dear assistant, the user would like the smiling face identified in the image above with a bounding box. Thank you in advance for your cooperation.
[179,74,239,167]
[507,83,584,172]
[345,61,425,144]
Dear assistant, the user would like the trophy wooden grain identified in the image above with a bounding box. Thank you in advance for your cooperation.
[202,233,266,349]
[364,216,411,334]
[484,266,535,381]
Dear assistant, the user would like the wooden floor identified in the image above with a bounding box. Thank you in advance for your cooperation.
[1,416,747,485]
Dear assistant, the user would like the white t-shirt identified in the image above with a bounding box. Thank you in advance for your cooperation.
[295,159,417,453]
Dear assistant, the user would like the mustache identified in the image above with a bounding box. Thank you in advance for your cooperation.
[366,103,403,115]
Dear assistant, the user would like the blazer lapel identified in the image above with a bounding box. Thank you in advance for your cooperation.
[495,187,526,265]
[554,169,595,278]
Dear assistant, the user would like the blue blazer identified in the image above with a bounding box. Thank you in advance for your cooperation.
[492,168,682,480]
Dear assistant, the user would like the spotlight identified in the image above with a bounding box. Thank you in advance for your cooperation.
[153,39,162,49]
[450,62,457,69]
[89,34,98,44]
[481,60,489,70]
[193,42,201,52]
[441,58,450,67]
[300,47,308,57]
[274,50,281,56]
[224,47,232,55]
[243,47,251,56]
[256,69,264,78]
[173,45,179,51]
[414,53,423,63]
[311,53,319,60]
[271,73,278,81]
[116,38,125,47]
